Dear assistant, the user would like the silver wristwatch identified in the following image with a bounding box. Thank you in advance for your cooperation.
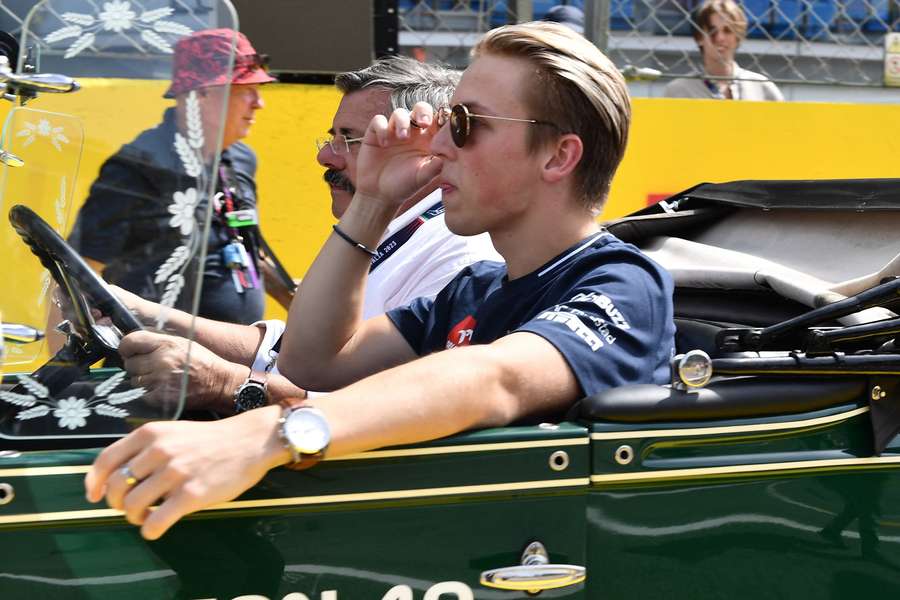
[277,398,331,470]
[233,370,268,413]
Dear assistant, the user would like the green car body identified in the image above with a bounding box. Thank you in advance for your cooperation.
[3,2,900,596]
[2,370,898,598]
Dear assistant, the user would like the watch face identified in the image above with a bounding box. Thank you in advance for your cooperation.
[235,383,267,412]
[285,409,330,454]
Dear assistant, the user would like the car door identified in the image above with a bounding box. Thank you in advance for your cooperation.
[0,422,590,600]
[586,398,900,598]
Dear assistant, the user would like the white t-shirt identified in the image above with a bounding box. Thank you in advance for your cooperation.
[252,189,500,374]
[663,63,784,101]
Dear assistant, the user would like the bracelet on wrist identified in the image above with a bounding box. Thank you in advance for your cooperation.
[332,224,378,258]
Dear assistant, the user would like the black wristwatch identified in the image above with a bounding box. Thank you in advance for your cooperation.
[233,370,268,413]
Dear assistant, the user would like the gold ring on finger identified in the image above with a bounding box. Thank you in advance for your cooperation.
[121,465,139,487]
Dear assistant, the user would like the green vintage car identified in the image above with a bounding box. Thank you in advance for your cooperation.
[3,1,900,598]
[5,177,900,599]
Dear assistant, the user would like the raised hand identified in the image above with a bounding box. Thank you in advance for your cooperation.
[353,102,444,212]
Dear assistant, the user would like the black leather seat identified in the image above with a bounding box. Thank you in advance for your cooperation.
[580,376,867,423]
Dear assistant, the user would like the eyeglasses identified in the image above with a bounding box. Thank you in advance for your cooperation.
[315,134,364,155]
[436,103,560,148]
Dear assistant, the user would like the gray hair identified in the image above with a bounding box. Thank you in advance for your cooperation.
[335,56,460,113]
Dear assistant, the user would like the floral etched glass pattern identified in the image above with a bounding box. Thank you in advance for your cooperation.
[0,0,239,439]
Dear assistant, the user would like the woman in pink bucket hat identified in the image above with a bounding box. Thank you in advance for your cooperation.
[66,28,291,340]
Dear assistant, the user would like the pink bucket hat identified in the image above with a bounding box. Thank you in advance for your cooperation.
[163,28,276,98]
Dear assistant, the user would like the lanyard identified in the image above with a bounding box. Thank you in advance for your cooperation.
[368,201,444,273]
[703,78,726,99]
[703,77,739,100]
[218,163,260,290]
[218,165,239,236]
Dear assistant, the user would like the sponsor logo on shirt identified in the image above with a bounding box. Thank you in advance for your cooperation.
[535,310,604,351]
[569,292,631,330]
[372,239,398,261]
[447,315,477,349]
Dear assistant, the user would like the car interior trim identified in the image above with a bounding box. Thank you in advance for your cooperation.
[590,405,869,441]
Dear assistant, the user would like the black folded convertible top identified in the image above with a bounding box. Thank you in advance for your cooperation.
[637,178,900,213]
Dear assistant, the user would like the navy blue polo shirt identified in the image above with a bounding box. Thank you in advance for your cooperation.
[387,232,675,398]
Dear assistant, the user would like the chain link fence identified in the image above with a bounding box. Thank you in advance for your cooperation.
[398,0,900,87]
[4,2,895,88]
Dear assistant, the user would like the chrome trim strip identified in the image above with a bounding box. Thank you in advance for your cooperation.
[0,465,91,477]
[591,456,900,484]
[338,437,589,460]
[0,438,589,477]
[0,507,123,524]
[590,406,869,441]
[0,477,590,525]
[213,477,589,511]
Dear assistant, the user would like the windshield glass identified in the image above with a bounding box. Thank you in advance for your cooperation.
[0,0,238,442]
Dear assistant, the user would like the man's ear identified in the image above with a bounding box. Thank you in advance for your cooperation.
[541,134,583,184]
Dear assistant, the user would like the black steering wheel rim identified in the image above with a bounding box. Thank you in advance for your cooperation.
[9,204,143,336]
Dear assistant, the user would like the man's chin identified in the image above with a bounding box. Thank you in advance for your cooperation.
[330,189,353,219]
[444,212,483,238]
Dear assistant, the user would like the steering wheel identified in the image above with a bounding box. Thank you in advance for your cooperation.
[8,204,142,383]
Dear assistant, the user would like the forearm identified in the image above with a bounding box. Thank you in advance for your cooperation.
[189,318,264,365]
[279,195,395,382]
[129,295,263,366]
[315,346,523,457]
[313,334,578,457]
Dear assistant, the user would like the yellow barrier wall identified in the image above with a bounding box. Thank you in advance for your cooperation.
[607,98,900,219]
[5,81,900,330]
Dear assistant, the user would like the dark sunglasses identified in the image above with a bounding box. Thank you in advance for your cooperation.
[435,103,560,148]
[236,53,270,72]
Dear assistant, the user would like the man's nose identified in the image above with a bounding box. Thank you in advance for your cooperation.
[317,144,345,169]
[429,120,454,160]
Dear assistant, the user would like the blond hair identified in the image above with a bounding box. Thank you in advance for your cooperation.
[693,0,748,41]
[473,22,630,210]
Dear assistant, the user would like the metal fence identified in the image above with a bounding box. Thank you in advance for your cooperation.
[398,1,900,88]
[3,1,895,88]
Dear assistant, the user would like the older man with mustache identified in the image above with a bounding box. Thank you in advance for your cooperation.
[243,58,501,377]
[107,56,499,413]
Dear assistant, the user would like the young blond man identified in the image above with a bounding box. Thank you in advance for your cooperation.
[86,22,675,540]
